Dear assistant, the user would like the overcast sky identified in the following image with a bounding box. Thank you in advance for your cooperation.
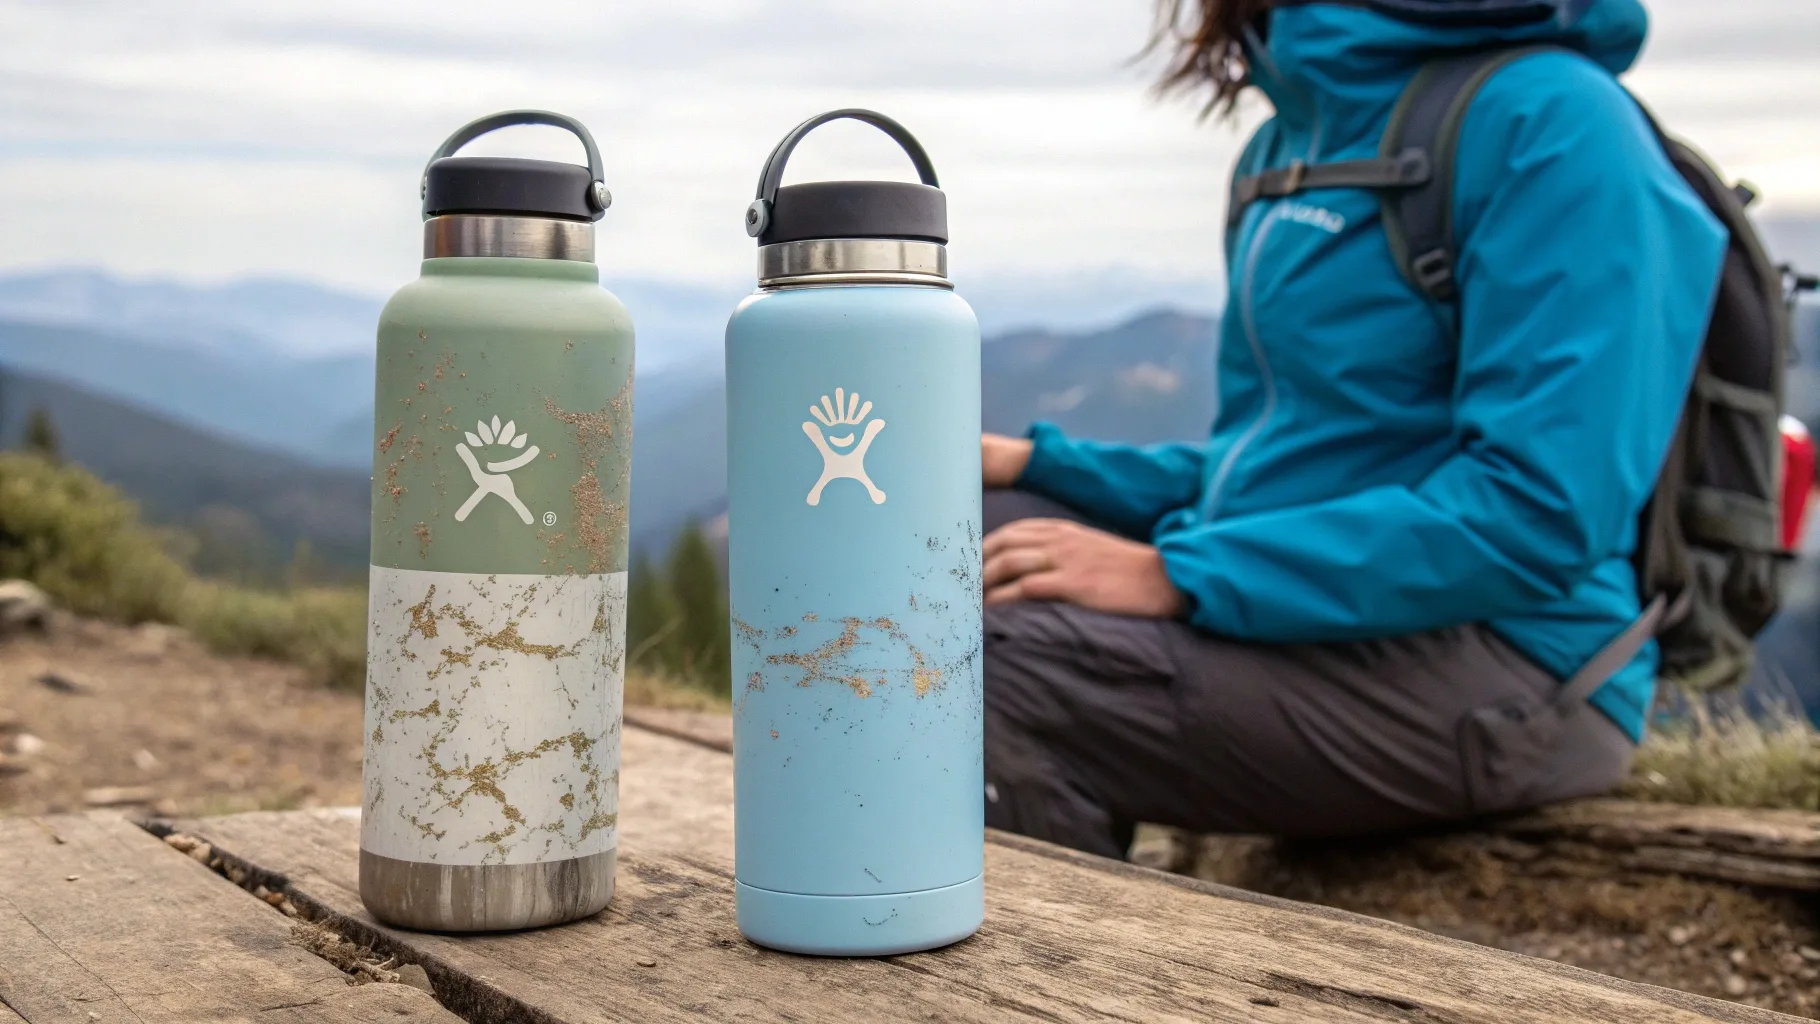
[1,0,1814,300]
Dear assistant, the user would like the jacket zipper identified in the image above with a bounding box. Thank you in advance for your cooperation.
[1202,205,1283,520]
[1201,101,1323,521]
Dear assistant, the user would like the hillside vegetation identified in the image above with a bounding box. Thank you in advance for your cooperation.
[0,367,370,577]
[1623,707,1820,812]
[4,448,1817,807]
[0,450,367,688]
[0,448,732,702]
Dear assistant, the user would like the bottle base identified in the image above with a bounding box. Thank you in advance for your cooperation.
[736,873,983,956]
[359,847,615,932]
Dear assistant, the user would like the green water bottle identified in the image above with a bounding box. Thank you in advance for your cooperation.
[359,110,634,932]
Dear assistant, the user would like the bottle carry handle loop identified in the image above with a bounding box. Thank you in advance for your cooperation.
[746,109,939,238]
[421,109,610,221]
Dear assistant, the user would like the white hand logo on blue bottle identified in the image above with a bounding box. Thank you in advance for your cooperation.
[455,415,541,523]
[803,389,885,506]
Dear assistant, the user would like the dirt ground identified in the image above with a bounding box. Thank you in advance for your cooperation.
[5,613,1817,1018]
[0,613,364,817]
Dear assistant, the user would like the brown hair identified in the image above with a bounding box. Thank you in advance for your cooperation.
[1147,0,1274,118]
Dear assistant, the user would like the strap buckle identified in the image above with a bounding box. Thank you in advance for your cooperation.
[1282,160,1307,195]
[1391,148,1432,187]
[1409,248,1456,300]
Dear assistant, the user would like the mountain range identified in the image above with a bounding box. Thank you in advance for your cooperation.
[630,309,1221,549]
[0,269,741,471]
[0,210,1816,712]
[0,367,369,580]
[0,265,1229,465]
[0,261,1241,556]
[0,210,1813,545]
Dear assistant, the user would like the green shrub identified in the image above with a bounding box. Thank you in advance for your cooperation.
[0,453,368,689]
[179,582,368,692]
[0,452,190,622]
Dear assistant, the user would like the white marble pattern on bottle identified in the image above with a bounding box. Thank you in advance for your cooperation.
[362,566,625,866]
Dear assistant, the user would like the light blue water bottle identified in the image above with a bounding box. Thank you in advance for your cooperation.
[725,109,984,956]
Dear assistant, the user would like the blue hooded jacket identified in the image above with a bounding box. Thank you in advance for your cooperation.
[1017,0,1726,740]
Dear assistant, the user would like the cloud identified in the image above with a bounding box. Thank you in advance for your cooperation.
[0,0,1811,296]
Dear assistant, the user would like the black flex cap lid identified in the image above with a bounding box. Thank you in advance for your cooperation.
[424,156,596,221]
[419,109,610,222]
[762,180,947,245]
[747,109,946,246]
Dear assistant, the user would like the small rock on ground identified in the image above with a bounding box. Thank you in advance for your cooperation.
[0,581,51,637]
[36,671,88,695]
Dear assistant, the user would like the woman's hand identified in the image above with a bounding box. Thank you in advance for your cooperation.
[983,517,1186,618]
[982,433,1033,488]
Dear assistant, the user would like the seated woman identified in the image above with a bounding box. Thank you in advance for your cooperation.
[978,0,1726,858]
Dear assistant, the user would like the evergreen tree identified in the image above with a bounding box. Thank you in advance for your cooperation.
[286,538,319,588]
[626,550,681,674]
[24,407,59,462]
[665,521,730,692]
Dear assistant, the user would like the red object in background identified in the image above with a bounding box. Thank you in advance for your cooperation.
[1781,415,1815,551]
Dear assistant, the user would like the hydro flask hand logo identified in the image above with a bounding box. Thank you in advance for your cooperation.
[802,389,885,506]
[455,415,542,524]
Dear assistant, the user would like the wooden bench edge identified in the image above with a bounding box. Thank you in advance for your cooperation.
[988,829,1797,1024]
[623,707,733,753]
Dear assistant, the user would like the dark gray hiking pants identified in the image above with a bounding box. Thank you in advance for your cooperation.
[982,490,1635,860]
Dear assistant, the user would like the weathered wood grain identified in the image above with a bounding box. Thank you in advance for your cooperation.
[0,812,461,1024]
[1507,798,1820,854]
[171,726,1798,1024]
[1489,799,1820,890]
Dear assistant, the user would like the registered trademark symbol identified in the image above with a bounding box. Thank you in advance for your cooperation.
[542,511,557,527]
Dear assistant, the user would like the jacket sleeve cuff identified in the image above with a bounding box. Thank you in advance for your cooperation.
[1155,531,1221,628]
[1015,420,1072,491]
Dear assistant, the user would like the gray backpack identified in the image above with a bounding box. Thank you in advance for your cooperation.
[1229,45,1801,695]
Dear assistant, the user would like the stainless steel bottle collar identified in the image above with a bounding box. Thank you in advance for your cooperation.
[424,214,595,262]
[758,239,949,290]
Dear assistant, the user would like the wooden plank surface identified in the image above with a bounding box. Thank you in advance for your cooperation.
[626,707,1820,894]
[171,725,1798,1024]
[0,812,461,1023]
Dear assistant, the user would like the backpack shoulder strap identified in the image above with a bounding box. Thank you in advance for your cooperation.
[1225,125,1274,260]
[1226,135,1430,234]
[1228,152,1431,229]
[1379,44,1561,303]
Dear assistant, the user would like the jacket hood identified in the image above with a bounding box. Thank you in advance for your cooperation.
[1245,0,1649,143]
